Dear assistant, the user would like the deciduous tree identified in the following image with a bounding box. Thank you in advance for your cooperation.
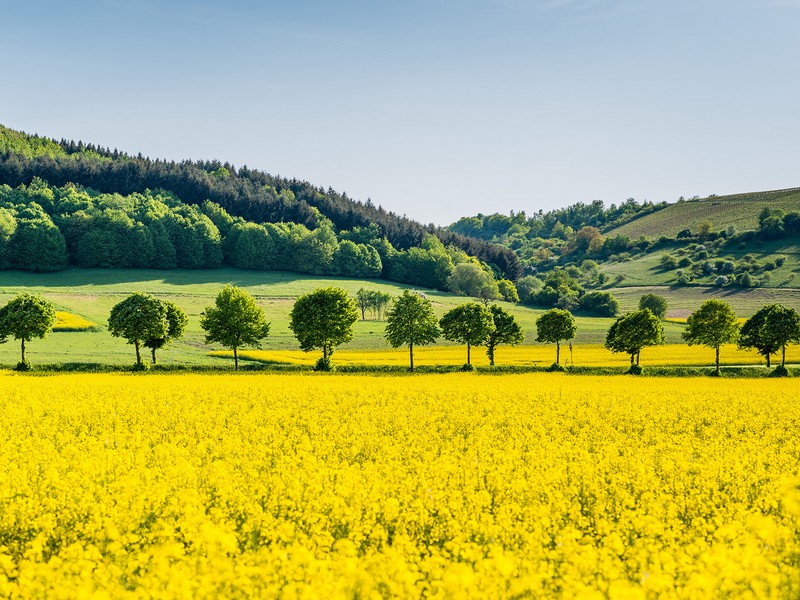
[200,285,270,370]
[144,300,188,364]
[604,309,665,370]
[682,299,739,375]
[0,293,56,368]
[109,293,168,367]
[289,287,358,368]
[535,308,576,366]
[385,290,440,371]
[440,302,495,367]
[485,304,524,366]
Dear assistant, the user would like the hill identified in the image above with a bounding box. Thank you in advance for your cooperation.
[606,188,800,240]
[0,124,521,285]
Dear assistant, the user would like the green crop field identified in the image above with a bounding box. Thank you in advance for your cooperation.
[606,188,800,239]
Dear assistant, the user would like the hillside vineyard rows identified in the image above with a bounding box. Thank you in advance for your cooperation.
[0,373,798,597]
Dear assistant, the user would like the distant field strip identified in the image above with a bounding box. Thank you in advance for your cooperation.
[210,343,799,368]
[52,311,98,332]
[608,189,800,239]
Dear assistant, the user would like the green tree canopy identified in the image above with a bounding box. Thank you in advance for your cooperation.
[638,294,668,319]
[535,308,577,366]
[289,287,359,364]
[485,304,524,366]
[604,309,665,368]
[143,300,189,364]
[0,293,56,367]
[384,290,440,371]
[440,302,495,366]
[446,262,500,302]
[739,304,800,369]
[200,285,271,370]
[682,299,739,375]
[108,293,169,367]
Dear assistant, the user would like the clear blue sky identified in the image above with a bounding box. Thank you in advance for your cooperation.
[2,0,798,225]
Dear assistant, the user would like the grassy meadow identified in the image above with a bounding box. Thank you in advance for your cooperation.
[607,188,800,240]
[0,267,798,369]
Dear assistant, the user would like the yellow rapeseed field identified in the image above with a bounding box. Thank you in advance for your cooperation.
[0,372,799,598]
[211,343,799,368]
[53,311,98,332]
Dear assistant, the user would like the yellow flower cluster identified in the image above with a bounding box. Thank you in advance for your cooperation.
[0,373,798,597]
[212,343,799,368]
[53,311,97,332]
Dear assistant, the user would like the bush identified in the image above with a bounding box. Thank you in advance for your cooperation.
[131,362,149,372]
[547,363,566,372]
[14,359,32,372]
[460,363,475,372]
[627,364,643,375]
[775,255,787,267]
[314,357,334,372]
[638,294,668,319]
[580,291,619,317]
[676,274,691,286]
[714,275,729,286]
[678,257,693,268]
[739,272,753,288]
[770,365,790,378]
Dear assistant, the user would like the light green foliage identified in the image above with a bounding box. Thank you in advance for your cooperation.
[144,300,189,364]
[201,285,271,370]
[289,287,359,361]
[682,299,739,374]
[485,304,524,366]
[334,240,382,278]
[639,294,669,319]
[497,279,520,303]
[109,293,169,366]
[535,308,577,365]
[385,290,440,371]
[440,302,495,366]
[446,262,500,302]
[0,207,17,269]
[0,293,56,365]
[605,309,665,367]
[739,304,800,369]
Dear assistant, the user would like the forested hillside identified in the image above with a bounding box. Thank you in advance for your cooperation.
[0,125,521,288]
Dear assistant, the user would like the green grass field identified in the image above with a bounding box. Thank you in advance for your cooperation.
[600,239,800,289]
[0,268,634,367]
[1,267,797,369]
[607,188,800,239]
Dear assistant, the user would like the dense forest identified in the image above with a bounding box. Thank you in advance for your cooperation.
[0,125,521,286]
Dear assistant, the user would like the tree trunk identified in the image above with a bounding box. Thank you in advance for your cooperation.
[782,344,786,368]
[234,347,239,371]
[467,343,471,366]
[135,340,141,365]
[323,345,328,360]
[489,343,495,366]
[715,346,720,375]
[630,353,635,366]
[556,341,560,365]
[636,351,640,366]
[151,347,157,365]
[409,342,414,372]
[767,352,771,368]
[361,307,366,320]
[21,338,25,363]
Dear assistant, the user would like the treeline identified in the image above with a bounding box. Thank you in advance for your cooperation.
[0,125,521,280]
[0,179,511,290]
[449,198,666,241]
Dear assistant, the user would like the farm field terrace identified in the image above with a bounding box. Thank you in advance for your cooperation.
[0,372,799,597]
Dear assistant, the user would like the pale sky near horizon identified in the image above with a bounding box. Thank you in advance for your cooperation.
[2,0,799,225]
